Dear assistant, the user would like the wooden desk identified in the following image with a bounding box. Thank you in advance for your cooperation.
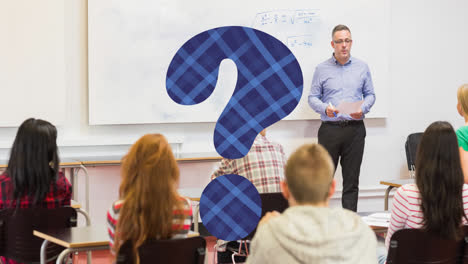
[34,226,109,264]
[188,231,200,237]
[380,179,414,210]
[34,227,200,264]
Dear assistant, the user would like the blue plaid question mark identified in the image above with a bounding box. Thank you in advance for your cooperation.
[166,26,303,240]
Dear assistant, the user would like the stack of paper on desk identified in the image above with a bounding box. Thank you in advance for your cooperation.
[361,212,391,227]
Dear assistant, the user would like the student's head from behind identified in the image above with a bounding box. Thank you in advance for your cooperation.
[457,84,468,117]
[416,121,466,240]
[116,134,184,259]
[282,143,335,206]
[119,133,179,197]
[7,118,59,203]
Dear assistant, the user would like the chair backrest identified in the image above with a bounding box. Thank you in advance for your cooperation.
[386,228,465,264]
[0,207,77,263]
[243,192,289,240]
[461,226,468,264]
[116,236,206,264]
[258,192,289,216]
[405,132,423,177]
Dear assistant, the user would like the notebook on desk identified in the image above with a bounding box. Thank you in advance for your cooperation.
[361,212,390,227]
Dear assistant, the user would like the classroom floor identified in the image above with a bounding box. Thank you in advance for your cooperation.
[73,236,218,264]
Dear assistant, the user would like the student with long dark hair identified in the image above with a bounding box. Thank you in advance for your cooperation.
[0,118,71,264]
[107,134,192,263]
[382,121,468,262]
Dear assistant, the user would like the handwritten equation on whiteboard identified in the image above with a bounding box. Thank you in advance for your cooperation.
[287,35,313,48]
[252,9,319,49]
[252,9,318,26]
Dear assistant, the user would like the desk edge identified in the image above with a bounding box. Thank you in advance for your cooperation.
[33,230,71,248]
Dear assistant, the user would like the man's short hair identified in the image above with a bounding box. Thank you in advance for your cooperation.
[285,144,334,204]
[332,24,351,38]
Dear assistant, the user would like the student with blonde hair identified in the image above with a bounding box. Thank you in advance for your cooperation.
[246,143,377,264]
[456,83,468,182]
[107,134,192,263]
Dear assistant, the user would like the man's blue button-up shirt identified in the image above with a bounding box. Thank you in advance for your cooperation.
[308,55,376,121]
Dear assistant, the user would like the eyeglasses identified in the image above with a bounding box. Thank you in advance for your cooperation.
[333,39,352,44]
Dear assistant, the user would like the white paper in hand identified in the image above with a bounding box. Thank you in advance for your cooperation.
[336,100,364,115]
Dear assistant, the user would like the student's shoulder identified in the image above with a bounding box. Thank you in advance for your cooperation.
[177,196,193,214]
[56,171,71,186]
[398,183,418,194]
[332,207,367,224]
[270,140,284,150]
[250,217,279,249]
[462,184,468,194]
[178,195,191,205]
[333,207,364,221]
[0,172,11,183]
[257,136,283,150]
[338,209,377,238]
[456,126,468,137]
[110,200,124,212]
[107,200,123,229]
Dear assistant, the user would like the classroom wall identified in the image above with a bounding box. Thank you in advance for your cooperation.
[0,1,66,127]
[1,0,468,227]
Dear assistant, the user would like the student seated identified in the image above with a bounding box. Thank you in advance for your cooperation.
[246,143,377,264]
[107,134,192,262]
[211,129,286,259]
[456,84,468,183]
[0,118,71,264]
[211,129,286,193]
[382,121,468,263]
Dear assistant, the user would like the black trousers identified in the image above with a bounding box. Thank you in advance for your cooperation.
[318,120,366,212]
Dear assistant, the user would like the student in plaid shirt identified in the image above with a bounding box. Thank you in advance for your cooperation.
[211,129,286,260]
[211,129,286,193]
[0,118,71,264]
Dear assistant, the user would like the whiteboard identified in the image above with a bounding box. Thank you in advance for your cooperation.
[0,0,66,127]
[88,0,389,125]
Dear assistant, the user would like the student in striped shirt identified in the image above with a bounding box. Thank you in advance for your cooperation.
[106,134,192,263]
[381,121,468,263]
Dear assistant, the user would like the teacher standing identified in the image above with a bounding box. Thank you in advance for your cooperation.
[308,24,376,211]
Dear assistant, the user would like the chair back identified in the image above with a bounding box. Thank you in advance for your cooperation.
[461,226,468,264]
[116,236,206,264]
[386,228,465,264]
[258,192,289,216]
[405,132,423,178]
[0,207,77,263]
[242,192,289,240]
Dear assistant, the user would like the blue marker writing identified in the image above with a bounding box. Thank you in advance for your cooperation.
[329,102,337,117]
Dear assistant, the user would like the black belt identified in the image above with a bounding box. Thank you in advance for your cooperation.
[322,120,363,126]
